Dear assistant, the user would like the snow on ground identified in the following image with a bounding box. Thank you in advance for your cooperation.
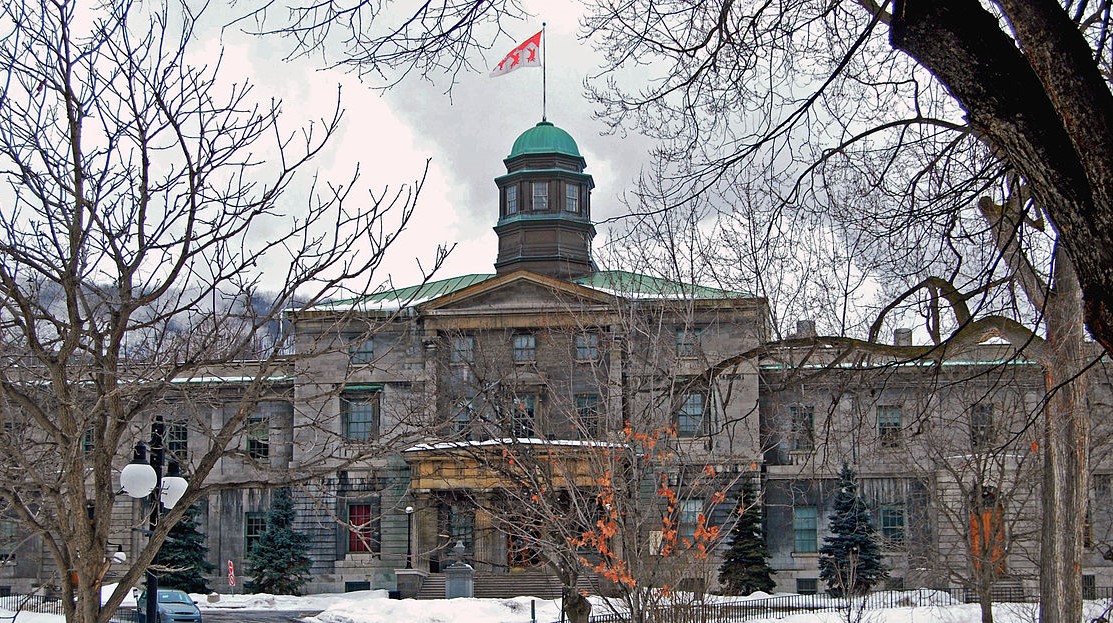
[2,589,1113,623]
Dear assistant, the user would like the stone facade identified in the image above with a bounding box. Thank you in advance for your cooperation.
[3,121,1113,601]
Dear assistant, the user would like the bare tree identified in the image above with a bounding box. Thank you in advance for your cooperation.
[0,1,433,621]
[399,277,761,622]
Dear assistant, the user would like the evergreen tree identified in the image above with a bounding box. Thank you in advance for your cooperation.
[818,464,887,596]
[717,483,776,595]
[245,488,312,595]
[158,503,215,593]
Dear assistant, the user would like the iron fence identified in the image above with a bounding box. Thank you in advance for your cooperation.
[564,587,1113,623]
[0,593,139,622]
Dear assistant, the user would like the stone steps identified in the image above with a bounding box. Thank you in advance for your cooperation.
[414,571,604,600]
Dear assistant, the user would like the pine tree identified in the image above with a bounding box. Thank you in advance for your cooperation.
[818,464,887,597]
[158,503,215,593]
[717,482,776,595]
[245,488,312,595]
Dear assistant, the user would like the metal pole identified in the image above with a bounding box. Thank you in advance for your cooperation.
[146,416,165,623]
[405,507,413,569]
[541,22,547,122]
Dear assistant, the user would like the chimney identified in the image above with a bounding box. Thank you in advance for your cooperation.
[796,319,816,338]
[893,328,913,346]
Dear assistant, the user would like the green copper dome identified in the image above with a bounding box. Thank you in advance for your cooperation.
[508,121,582,159]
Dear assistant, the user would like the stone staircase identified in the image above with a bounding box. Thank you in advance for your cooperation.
[415,571,604,600]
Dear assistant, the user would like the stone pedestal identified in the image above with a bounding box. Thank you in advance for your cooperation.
[394,568,428,599]
[444,562,474,598]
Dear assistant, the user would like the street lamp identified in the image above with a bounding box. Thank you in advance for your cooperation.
[118,415,188,623]
[405,506,414,569]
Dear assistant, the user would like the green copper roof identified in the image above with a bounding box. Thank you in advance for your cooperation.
[303,270,749,313]
[508,121,582,159]
[573,271,749,299]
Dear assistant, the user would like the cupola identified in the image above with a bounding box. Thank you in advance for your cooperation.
[493,121,596,279]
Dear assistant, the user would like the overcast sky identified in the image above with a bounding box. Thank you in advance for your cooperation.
[202,0,654,290]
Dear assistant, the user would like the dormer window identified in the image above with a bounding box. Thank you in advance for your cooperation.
[565,183,579,213]
[532,181,549,210]
[506,185,518,214]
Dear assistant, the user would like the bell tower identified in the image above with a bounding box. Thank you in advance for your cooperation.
[493,120,596,279]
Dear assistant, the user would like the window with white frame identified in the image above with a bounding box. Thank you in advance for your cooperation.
[564,183,579,213]
[880,504,906,545]
[532,181,549,210]
[575,333,599,361]
[512,333,536,363]
[451,335,475,364]
[679,499,703,541]
[971,403,995,449]
[877,405,902,448]
[506,185,518,214]
[511,395,536,437]
[247,416,269,460]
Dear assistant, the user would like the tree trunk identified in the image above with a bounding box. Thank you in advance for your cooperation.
[890,0,1113,357]
[563,585,592,623]
[1039,253,1089,623]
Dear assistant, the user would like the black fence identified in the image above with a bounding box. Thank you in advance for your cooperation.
[565,587,1113,623]
[0,593,139,622]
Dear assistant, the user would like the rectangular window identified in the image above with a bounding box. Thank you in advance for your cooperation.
[512,333,536,363]
[342,392,380,441]
[532,181,549,210]
[676,392,709,437]
[880,505,906,545]
[347,501,381,554]
[877,405,902,448]
[452,403,473,439]
[244,511,266,556]
[511,395,536,437]
[676,327,702,358]
[441,503,475,551]
[0,519,17,559]
[348,334,374,365]
[1096,473,1113,499]
[971,403,994,449]
[790,405,815,452]
[451,336,475,364]
[793,506,818,553]
[575,393,602,438]
[166,421,188,460]
[247,416,269,460]
[679,499,703,541]
[506,185,518,214]
[564,183,579,213]
[796,578,818,595]
[82,427,95,455]
[575,333,599,361]
[1084,574,1097,600]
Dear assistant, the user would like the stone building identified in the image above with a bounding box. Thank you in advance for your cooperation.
[3,120,1112,600]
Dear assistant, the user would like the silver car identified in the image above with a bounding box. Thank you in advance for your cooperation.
[136,589,203,623]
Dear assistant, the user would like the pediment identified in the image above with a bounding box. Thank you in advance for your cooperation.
[419,270,615,315]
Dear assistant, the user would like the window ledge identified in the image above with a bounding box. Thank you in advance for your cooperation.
[791,552,820,558]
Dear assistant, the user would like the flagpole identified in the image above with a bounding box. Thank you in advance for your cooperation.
[542,22,547,122]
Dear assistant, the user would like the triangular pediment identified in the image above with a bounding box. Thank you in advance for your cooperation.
[419,270,616,314]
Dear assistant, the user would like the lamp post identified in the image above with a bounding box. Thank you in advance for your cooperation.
[405,506,414,569]
[119,415,188,623]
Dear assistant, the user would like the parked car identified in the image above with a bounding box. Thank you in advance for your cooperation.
[135,588,203,623]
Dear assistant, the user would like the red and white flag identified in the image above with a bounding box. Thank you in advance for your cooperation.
[490,31,542,77]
